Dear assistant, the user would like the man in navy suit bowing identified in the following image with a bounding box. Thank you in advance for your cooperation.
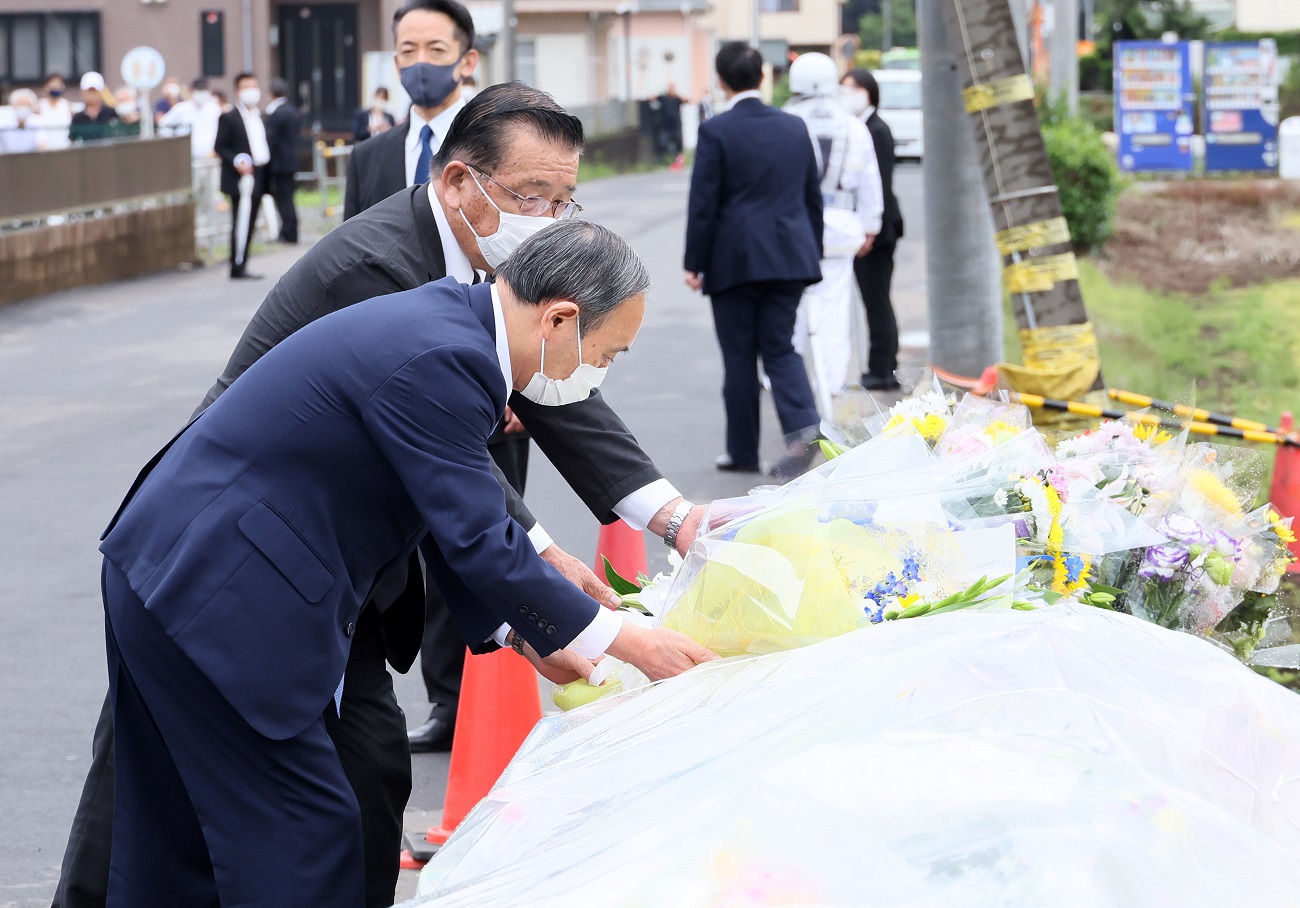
[684,42,825,482]
[97,220,716,907]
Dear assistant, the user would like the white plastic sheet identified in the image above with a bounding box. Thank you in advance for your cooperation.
[407,607,1300,906]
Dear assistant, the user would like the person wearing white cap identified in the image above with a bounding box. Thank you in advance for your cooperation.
[70,72,117,142]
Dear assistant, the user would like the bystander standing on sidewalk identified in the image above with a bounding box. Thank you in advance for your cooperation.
[38,74,72,150]
[0,89,47,154]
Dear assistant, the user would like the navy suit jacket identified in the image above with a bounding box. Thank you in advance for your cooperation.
[100,279,599,741]
[684,97,824,295]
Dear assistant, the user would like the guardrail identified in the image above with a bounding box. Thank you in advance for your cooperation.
[0,135,191,224]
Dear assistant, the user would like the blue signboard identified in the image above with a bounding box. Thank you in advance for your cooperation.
[1113,41,1195,172]
[1203,40,1280,172]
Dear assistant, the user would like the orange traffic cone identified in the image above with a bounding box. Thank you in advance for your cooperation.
[1268,412,1300,574]
[425,647,543,845]
[595,519,649,582]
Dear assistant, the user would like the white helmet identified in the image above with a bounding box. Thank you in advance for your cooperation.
[788,53,840,98]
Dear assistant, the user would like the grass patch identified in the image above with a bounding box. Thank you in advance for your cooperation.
[1005,259,1300,427]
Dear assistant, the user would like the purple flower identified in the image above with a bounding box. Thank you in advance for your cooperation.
[1139,544,1188,582]
[1209,530,1241,560]
[1160,515,1209,548]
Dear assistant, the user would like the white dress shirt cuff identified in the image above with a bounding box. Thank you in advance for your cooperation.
[612,479,680,531]
[492,601,624,659]
[567,605,624,659]
[527,522,554,554]
[490,622,511,648]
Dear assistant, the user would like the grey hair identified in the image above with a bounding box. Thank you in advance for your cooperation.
[495,220,649,336]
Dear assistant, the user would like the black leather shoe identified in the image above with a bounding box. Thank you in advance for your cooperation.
[767,441,818,482]
[231,272,264,280]
[715,454,760,473]
[860,372,902,391]
[408,713,456,753]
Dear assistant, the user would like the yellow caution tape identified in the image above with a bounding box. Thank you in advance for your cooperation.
[1003,252,1079,294]
[962,74,1036,113]
[999,321,1100,405]
[995,217,1072,255]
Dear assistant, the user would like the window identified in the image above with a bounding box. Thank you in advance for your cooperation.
[760,0,799,12]
[878,80,921,110]
[0,13,101,84]
[516,38,537,87]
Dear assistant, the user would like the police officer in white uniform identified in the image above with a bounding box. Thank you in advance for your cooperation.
[785,53,884,411]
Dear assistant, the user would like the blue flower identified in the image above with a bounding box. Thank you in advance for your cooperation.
[1064,554,1085,584]
[902,555,922,582]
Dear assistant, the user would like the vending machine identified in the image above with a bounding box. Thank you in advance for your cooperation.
[1203,40,1280,172]
[1113,40,1195,172]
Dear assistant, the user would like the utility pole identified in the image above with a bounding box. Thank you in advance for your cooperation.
[750,0,760,49]
[1048,0,1079,112]
[502,0,517,81]
[918,0,1004,378]
[883,0,893,51]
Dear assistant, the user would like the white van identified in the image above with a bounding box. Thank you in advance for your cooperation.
[873,69,923,160]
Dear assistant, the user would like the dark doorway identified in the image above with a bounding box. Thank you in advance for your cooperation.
[278,4,358,133]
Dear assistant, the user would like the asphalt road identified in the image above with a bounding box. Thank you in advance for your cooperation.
[0,163,926,904]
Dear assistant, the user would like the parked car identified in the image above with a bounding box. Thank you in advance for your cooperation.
[873,69,923,160]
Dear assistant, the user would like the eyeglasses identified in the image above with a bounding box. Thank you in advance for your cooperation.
[466,163,583,220]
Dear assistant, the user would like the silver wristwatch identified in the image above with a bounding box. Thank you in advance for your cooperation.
[663,500,694,551]
[510,630,526,656]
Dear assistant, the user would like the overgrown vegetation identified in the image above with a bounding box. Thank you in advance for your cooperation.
[1039,101,1122,253]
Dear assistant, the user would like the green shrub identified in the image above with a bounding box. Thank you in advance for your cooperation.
[1042,115,1120,254]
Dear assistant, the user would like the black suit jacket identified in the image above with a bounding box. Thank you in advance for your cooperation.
[265,100,302,176]
[684,97,823,296]
[865,110,905,246]
[344,122,408,220]
[213,107,261,197]
[198,183,663,670]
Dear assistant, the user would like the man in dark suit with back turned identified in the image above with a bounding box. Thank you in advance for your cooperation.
[96,219,717,906]
[344,0,530,755]
[684,41,825,482]
[345,0,478,219]
[51,82,709,908]
[264,77,302,245]
[213,72,270,279]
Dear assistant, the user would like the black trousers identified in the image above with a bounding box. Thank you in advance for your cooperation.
[54,608,408,908]
[709,280,821,466]
[853,240,899,378]
[419,434,530,714]
[268,170,298,244]
[226,166,266,277]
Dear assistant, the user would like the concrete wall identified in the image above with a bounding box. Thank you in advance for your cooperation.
[0,203,195,306]
[1236,0,1300,32]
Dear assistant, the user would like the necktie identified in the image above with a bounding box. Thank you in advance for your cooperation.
[414,124,433,186]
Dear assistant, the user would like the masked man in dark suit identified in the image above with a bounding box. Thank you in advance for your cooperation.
[684,41,824,481]
[264,78,302,244]
[213,72,270,279]
[843,68,906,391]
[51,82,709,908]
[344,0,531,756]
[96,219,718,907]
[345,0,479,219]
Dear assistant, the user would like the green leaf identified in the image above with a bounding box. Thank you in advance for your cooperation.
[818,438,847,461]
[602,556,642,596]
[1011,602,1038,611]
[616,595,652,616]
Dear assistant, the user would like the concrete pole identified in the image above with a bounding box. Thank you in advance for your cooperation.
[1048,0,1078,112]
[883,0,893,51]
[502,0,517,82]
[750,0,760,49]
[918,0,1005,378]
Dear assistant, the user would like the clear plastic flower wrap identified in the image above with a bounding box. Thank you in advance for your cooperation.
[406,608,1300,907]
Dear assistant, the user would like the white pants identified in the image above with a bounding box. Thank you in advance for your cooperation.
[795,252,857,415]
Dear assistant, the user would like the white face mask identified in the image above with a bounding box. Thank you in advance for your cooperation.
[841,89,870,117]
[519,314,608,407]
[238,87,261,108]
[459,170,559,269]
[192,91,212,106]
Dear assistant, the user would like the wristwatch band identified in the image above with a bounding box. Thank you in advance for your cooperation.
[510,630,526,655]
[663,500,694,551]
